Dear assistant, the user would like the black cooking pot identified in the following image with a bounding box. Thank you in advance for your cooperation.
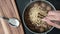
[22,0,56,34]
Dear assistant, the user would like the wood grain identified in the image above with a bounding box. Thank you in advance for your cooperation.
[0,0,24,34]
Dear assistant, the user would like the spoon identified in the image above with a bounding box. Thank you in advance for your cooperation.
[0,16,20,27]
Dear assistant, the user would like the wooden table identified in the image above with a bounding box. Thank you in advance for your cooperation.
[0,0,24,34]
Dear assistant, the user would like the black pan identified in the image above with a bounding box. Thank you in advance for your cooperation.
[22,0,56,34]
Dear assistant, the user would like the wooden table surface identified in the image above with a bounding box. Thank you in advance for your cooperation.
[0,0,24,34]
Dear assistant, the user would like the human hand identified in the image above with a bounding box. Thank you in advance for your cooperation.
[42,11,60,29]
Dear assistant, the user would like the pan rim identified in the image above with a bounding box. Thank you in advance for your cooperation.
[22,0,56,34]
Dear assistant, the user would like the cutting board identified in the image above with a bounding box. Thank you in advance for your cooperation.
[0,0,24,34]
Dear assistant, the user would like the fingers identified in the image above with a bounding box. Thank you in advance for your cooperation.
[46,15,60,21]
[48,11,60,16]
[48,11,57,16]
[47,11,60,21]
[42,11,60,29]
[48,11,55,16]
[47,15,56,20]
[42,15,57,21]
[42,17,60,29]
